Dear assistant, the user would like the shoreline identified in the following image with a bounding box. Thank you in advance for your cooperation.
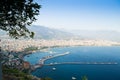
[30,51,70,71]
[1,39,120,52]
[28,46,120,80]
[22,45,120,71]
[21,45,120,73]
[1,39,120,80]
[20,45,120,60]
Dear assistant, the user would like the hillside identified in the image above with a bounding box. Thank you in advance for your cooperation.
[28,25,78,39]
[1,25,120,42]
[0,25,79,39]
[69,30,120,42]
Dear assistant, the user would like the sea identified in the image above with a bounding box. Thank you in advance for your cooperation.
[24,46,120,80]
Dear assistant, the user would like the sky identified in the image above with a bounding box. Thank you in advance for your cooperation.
[34,0,120,31]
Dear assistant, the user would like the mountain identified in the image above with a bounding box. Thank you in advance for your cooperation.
[0,25,79,39]
[69,30,120,42]
[28,25,79,39]
[1,25,120,41]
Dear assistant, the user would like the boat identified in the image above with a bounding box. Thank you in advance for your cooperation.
[52,67,56,70]
[65,51,70,54]
[54,62,58,64]
[49,51,53,54]
[72,77,76,80]
[50,63,53,64]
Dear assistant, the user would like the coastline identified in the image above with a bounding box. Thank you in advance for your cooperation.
[21,47,56,71]
[1,39,120,53]
[22,45,120,71]
[32,51,70,69]
[2,45,120,80]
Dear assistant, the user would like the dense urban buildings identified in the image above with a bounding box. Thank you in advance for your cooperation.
[0,39,120,52]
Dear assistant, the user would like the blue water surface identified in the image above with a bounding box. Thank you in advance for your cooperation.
[24,46,120,80]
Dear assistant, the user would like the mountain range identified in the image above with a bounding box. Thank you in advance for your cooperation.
[0,25,79,39]
[28,25,78,39]
[0,25,120,42]
[69,30,120,42]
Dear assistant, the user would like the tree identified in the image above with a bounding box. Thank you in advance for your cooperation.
[0,0,41,39]
[0,45,2,80]
[82,76,88,80]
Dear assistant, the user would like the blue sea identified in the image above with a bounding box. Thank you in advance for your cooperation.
[24,46,120,80]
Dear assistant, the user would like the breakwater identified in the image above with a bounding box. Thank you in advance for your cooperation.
[32,61,118,70]
[32,52,70,69]
[31,51,118,70]
[44,62,118,66]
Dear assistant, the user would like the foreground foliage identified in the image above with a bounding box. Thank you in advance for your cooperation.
[2,65,40,80]
[82,76,88,80]
[0,0,41,39]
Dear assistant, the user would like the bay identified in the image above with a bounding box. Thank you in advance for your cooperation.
[24,46,120,80]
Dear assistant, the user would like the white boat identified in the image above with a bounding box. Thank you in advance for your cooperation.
[54,62,58,64]
[65,51,70,54]
[49,51,53,54]
[52,67,56,70]
[50,63,53,64]
[72,77,76,80]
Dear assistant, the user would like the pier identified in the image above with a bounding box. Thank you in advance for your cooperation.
[44,62,118,66]
[32,51,118,69]
[32,62,118,69]
[38,52,70,64]
[32,52,70,69]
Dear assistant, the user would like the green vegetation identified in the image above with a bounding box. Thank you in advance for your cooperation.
[24,46,38,52]
[0,0,41,39]
[82,76,88,80]
[40,46,49,49]
[3,66,33,80]
[3,65,53,80]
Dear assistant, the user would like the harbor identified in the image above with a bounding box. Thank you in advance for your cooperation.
[33,62,118,69]
[26,46,120,80]
[32,51,118,69]
[32,52,70,69]
[44,62,118,66]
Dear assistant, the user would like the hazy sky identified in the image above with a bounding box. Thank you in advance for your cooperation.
[34,0,120,31]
